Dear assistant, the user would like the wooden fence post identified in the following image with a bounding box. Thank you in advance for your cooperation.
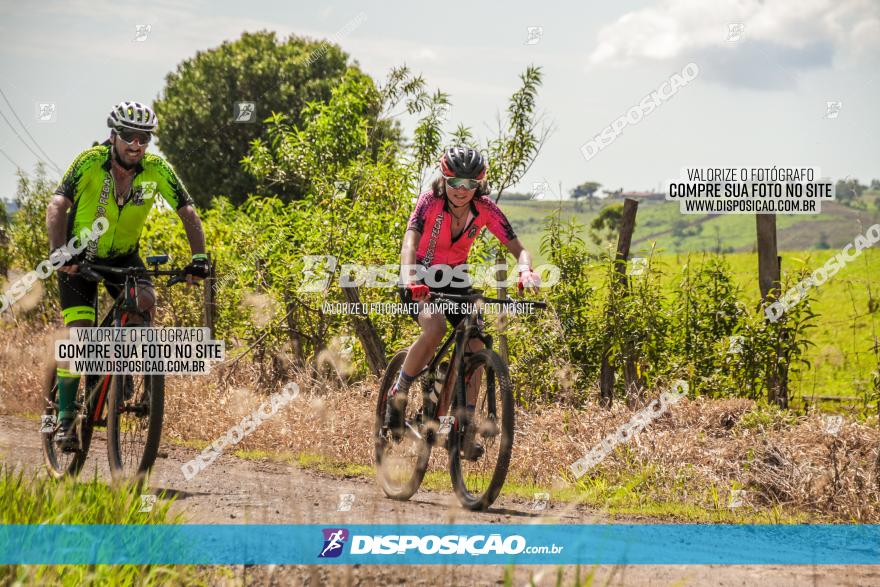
[756,213,787,408]
[495,249,509,363]
[599,198,640,408]
[756,215,781,301]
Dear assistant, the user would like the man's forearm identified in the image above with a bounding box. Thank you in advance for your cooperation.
[46,198,70,250]
[178,206,206,255]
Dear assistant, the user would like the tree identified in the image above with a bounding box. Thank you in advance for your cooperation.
[242,68,389,199]
[484,65,552,204]
[153,31,387,206]
[3,164,58,319]
[570,181,601,211]
[589,203,624,245]
[834,178,866,206]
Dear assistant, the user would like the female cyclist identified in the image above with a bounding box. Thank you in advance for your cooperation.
[385,146,541,450]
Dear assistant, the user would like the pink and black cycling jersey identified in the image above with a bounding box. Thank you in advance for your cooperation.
[407,190,517,266]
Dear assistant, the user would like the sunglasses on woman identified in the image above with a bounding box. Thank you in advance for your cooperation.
[117,129,152,146]
[446,177,479,190]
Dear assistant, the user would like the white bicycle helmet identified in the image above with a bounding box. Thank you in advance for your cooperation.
[107,101,158,132]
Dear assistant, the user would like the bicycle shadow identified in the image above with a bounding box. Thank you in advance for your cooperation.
[412,497,546,518]
[150,487,207,501]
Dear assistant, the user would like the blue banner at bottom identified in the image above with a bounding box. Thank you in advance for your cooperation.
[1,524,878,565]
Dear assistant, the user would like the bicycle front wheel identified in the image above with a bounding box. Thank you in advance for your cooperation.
[449,348,514,511]
[107,366,165,483]
[373,349,432,501]
[41,368,93,479]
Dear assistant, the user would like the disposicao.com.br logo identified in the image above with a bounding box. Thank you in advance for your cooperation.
[319,528,563,558]
[318,528,349,558]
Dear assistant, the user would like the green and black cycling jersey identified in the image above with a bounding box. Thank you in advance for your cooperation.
[54,142,193,260]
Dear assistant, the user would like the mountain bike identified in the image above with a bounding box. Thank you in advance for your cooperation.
[373,291,547,511]
[42,254,186,482]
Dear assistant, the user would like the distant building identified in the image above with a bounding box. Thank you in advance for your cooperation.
[617,191,666,202]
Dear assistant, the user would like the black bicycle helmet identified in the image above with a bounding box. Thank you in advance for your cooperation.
[439,146,487,180]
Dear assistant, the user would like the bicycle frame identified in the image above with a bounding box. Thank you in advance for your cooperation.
[70,261,182,427]
[412,295,496,438]
[82,273,148,425]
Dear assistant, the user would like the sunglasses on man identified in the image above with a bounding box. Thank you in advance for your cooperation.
[117,129,152,146]
[446,177,480,190]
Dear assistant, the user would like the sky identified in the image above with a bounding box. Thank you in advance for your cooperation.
[0,0,878,203]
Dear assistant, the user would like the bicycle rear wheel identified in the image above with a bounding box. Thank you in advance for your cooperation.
[107,364,165,483]
[449,348,514,511]
[373,349,432,501]
[41,368,93,479]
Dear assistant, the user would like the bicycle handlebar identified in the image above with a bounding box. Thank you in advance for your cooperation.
[428,291,548,309]
[78,263,188,287]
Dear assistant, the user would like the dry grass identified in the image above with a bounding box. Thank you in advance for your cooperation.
[3,324,880,521]
[0,322,60,415]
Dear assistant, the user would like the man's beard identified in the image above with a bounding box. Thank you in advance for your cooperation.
[111,144,138,170]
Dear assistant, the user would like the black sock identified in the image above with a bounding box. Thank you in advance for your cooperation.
[395,370,417,396]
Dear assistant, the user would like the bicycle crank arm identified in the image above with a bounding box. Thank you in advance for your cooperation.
[404,421,423,441]
[75,415,86,451]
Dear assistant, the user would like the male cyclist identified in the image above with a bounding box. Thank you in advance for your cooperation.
[386,146,541,458]
[46,101,209,449]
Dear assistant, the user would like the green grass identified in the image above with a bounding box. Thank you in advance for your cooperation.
[168,437,211,450]
[295,451,373,478]
[0,468,178,525]
[571,471,806,524]
[234,447,293,462]
[0,466,208,586]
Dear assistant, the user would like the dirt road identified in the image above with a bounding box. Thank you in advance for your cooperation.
[1,414,876,586]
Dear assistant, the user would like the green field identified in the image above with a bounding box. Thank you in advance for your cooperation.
[496,198,879,406]
[500,197,880,264]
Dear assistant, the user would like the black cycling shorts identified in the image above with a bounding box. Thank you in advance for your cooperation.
[58,251,153,325]
[398,279,477,329]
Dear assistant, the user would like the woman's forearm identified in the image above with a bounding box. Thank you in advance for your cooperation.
[399,229,420,285]
[505,238,533,272]
[516,249,533,272]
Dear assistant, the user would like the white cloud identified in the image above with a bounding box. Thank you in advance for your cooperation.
[588,0,880,89]
[413,47,439,62]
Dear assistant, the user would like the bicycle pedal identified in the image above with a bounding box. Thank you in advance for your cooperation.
[39,414,57,434]
[381,421,406,443]
[478,419,500,438]
[461,443,485,461]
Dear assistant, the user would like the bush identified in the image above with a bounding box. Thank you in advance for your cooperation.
[2,165,58,323]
